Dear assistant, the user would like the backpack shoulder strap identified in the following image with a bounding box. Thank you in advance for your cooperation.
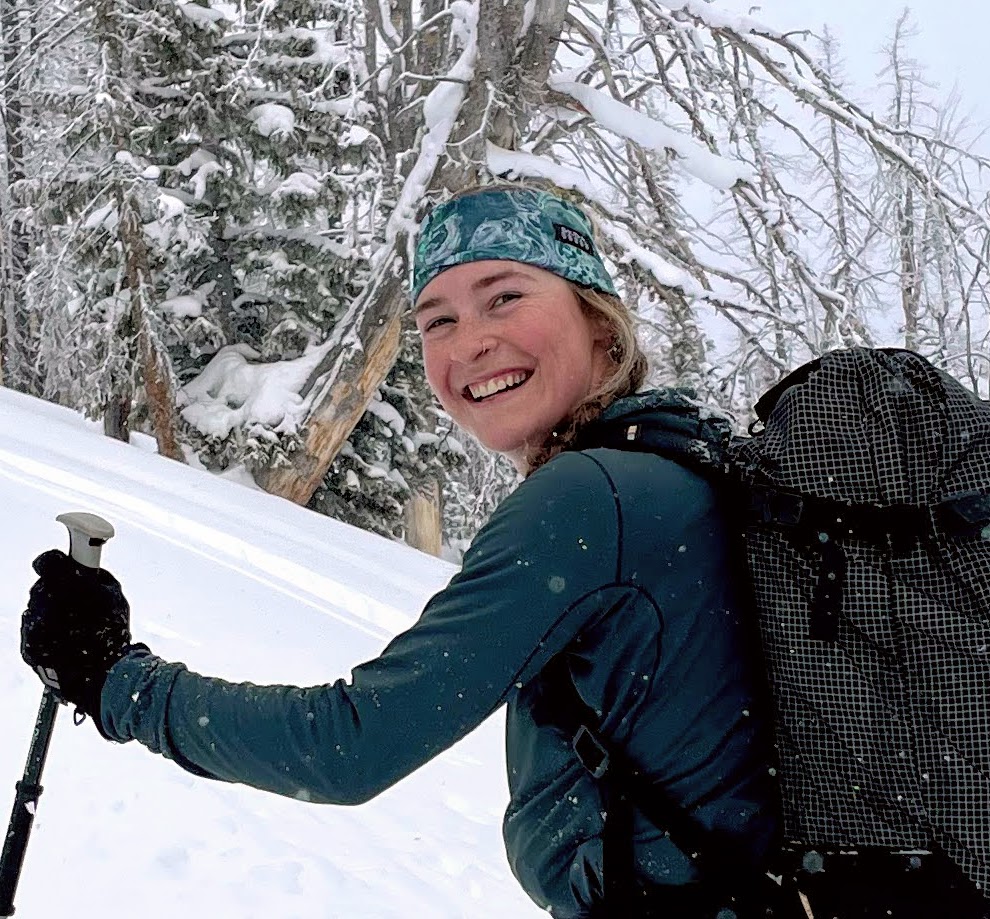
[539,656,751,886]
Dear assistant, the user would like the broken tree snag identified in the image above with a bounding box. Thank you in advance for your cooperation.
[119,192,184,461]
[257,1,570,508]
[258,268,406,506]
[404,478,443,557]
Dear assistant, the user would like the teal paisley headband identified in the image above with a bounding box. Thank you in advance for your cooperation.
[411,187,618,302]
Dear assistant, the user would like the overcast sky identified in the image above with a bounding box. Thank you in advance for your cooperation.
[721,0,990,135]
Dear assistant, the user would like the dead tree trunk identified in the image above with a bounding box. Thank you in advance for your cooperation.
[257,260,405,501]
[405,478,443,557]
[119,191,184,460]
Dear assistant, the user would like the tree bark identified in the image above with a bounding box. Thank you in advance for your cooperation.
[257,261,405,502]
[404,478,442,557]
[119,192,185,461]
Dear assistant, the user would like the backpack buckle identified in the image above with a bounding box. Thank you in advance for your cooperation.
[573,725,610,779]
[750,486,805,528]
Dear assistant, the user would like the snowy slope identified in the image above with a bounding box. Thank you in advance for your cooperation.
[0,388,541,918]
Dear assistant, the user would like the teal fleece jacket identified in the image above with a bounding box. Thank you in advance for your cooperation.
[100,392,779,918]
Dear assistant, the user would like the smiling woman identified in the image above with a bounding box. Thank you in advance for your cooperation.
[18,183,792,919]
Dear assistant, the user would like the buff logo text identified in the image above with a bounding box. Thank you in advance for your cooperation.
[553,223,594,254]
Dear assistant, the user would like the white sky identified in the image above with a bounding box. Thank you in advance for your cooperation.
[0,390,542,918]
[724,0,990,133]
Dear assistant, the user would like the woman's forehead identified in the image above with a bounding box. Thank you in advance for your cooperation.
[414,261,558,310]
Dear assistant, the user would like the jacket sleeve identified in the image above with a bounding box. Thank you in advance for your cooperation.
[100,452,622,805]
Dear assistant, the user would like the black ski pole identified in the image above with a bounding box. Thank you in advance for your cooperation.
[0,512,115,917]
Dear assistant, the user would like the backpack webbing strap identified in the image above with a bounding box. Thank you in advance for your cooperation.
[748,485,990,640]
[936,491,990,537]
[540,657,749,907]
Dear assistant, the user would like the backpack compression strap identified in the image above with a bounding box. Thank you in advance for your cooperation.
[747,484,990,640]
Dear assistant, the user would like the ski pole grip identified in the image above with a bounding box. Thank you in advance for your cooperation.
[55,512,114,569]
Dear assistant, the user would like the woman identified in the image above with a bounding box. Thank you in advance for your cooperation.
[21,185,782,917]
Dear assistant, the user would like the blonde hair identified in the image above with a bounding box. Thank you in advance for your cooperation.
[525,284,649,473]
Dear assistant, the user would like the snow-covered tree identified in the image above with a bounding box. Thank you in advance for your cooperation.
[0,0,59,391]
[309,324,464,546]
[442,432,519,561]
[868,11,990,388]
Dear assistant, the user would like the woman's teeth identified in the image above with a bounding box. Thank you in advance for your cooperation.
[468,372,529,401]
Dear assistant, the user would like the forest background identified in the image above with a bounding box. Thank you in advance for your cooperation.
[2,0,988,558]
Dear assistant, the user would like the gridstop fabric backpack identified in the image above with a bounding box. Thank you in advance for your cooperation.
[580,346,990,895]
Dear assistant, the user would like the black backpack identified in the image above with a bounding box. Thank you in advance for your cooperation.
[570,347,990,897]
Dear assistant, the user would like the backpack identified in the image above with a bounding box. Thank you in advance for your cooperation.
[572,346,990,896]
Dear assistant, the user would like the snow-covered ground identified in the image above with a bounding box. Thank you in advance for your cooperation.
[0,388,541,918]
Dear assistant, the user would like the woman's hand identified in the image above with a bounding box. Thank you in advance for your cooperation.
[21,549,134,727]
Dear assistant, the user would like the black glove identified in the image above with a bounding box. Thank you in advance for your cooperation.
[21,549,133,726]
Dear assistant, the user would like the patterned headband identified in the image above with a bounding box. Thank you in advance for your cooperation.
[412,187,618,302]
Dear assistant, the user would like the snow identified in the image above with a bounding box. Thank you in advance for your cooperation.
[83,201,117,230]
[160,295,204,319]
[385,1,479,257]
[366,396,407,437]
[252,28,350,68]
[599,218,696,289]
[190,160,224,200]
[272,173,324,201]
[249,103,297,139]
[0,386,541,917]
[177,1,229,29]
[157,193,186,220]
[487,143,607,205]
[678,0,783,37]
[179,344,319,438]
[549,77,756,190]
[485,144,794,327]
[175,149,218,178]
[340,125,372,147]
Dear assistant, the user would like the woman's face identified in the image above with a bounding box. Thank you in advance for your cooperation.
[415,260,612,471]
